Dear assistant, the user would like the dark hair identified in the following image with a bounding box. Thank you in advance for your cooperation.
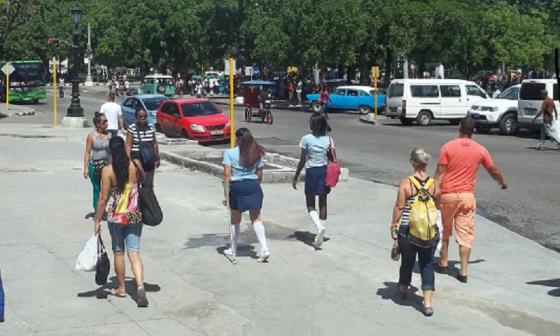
[309,112,330,136]
[108,92,116,101]
[109,137,129,191]
[236,127,265,168]
[93,111,105,129]
[459,116,475,137]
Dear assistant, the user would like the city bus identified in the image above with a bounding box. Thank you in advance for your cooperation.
[0,60,47,103]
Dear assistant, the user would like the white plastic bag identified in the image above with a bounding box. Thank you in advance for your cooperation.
[76,234,99,272]
[436,210,443,253]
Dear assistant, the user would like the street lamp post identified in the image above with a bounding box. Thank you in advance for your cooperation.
[66,5,83,118]
[84,23,94,86]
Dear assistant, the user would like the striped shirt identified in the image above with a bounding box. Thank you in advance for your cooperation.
[128,123,156,158]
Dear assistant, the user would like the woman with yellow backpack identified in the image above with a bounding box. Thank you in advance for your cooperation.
[390,148,440,317]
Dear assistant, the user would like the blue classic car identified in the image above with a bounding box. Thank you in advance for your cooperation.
[306,85,386,114]
[120,94,168,127]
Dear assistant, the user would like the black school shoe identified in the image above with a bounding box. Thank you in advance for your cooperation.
[456,274,468,283]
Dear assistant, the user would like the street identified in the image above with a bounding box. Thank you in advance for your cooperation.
[12,89,560,252]
[0,121,558,335]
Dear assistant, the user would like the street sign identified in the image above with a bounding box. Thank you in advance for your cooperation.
[371,66,380,78]
[1,63,15,75]
[224,59,236,74]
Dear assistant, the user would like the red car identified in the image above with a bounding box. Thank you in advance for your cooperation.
[156,98,231,142]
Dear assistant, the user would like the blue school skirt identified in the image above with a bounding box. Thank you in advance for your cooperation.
[305,166,330,196]
[229,179,264,212]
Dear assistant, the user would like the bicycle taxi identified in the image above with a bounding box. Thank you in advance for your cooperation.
[242,80,275,124]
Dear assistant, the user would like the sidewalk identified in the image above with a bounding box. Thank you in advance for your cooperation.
[0,103,35,118]
[0,122,558,336]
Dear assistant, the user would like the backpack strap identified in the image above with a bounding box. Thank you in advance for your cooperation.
[408,176,434,192]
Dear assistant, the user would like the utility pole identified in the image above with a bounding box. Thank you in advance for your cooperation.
[84,23,94,86]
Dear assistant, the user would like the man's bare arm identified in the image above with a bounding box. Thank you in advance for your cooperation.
[486,165,508,189]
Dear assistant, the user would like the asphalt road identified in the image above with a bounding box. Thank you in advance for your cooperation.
[7,89,560,252]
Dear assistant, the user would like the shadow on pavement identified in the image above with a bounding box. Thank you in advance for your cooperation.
[526,278,560,297]
[288,231,331,250]
[216,245,258,260]
[78,277,161,305]
[376,281,424,314]
[431,259,486,279]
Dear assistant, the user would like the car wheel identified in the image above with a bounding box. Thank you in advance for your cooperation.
[157,85,166,94]
[499,113,518,135]
[417,111,432,126]
[155,123,162,133]
[358,105,371,115]
[311,101,321,113]
[400,117,413,126]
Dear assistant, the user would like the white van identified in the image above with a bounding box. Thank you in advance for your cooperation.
[518,79,560,131]
[385,79,489,126]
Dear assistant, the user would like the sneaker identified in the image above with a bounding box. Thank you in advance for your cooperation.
[314,227,326,249]
[224,248,236,257]
[257,251,270,263]
[537,142,544,150]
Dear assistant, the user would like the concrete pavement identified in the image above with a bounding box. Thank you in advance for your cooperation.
[0,122,558,336]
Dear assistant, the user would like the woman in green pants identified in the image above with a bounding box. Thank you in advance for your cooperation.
[83,112,111,213]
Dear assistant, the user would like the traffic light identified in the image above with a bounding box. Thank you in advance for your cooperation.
[47,37,59,45]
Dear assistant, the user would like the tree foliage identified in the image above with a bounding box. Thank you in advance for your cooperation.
[1,0,558,78]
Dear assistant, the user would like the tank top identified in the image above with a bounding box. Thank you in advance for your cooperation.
[90,133,110,163]
[107,183,142,224]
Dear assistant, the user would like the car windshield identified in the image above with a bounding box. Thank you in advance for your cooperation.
[181,101,220,117]
[143,97,167,110]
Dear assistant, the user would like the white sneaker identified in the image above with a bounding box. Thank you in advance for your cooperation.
[224,248,236,257]
[257,251,270,262]
[314,227,326,249]
[537,142,544,150]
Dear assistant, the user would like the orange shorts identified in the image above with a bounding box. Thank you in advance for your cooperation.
[439,193,476,248]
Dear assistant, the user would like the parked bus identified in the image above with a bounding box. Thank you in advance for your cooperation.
[0,60,47,103]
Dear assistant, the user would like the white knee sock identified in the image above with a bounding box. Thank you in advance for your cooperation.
[252,221,269,253]
[308,210,322,232]
[320,220,326,230]
[230,223,240,252]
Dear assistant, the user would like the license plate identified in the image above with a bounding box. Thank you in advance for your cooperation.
[211,130,223,135]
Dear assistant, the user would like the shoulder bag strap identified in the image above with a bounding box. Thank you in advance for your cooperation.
[328,136,337,163]
[131,160,144,186]
[135,125,143,145]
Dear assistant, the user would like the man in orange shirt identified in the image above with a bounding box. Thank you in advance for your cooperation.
[434,117,507,283]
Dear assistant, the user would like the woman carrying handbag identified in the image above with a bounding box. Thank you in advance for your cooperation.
[293,113,336,249]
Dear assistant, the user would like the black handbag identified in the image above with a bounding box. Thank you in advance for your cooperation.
[95,236,110,286]
[132,161,163,227]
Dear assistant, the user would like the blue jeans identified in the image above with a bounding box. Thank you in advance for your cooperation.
[108,222,143,253]
[398,235,438,290]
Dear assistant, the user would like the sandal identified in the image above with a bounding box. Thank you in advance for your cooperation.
[434,263,448,274]
[109,288,127,298]
[137,287,149,308]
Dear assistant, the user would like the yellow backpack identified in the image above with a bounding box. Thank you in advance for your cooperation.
[407,176,438,247]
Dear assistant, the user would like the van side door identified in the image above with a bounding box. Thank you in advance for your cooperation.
[440,85,464,118]
[410,85,441,117]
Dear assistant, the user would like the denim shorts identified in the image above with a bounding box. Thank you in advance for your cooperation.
[108,222,143,253]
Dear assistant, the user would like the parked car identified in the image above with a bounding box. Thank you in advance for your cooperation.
[138,74,176,97]
[518,79,560,132]
[385,79,489,126]
[306,85,386,114]
[156,98,231,142]
[470,84,520,135]
[120,94,168,127]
